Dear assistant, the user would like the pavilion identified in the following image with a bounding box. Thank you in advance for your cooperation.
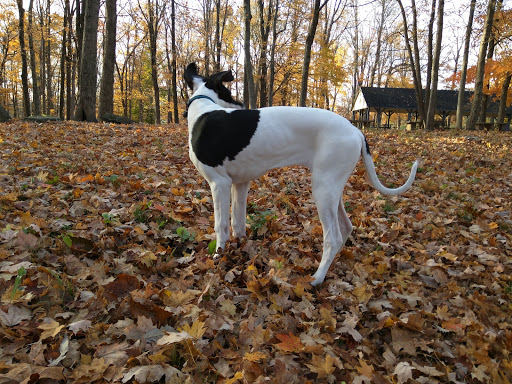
[351,87,512,130]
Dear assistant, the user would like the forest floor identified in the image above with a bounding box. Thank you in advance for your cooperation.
[0,120,511,384]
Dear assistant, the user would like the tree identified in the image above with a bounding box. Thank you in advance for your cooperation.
[466,0,496,130]
[267,0,280,107]
[425,0,444,131]
[138,0,165,124]
[16,0,31,117]
[299,0,326,107]
[59,0,69,119]
[456,0,476,130]
[28,0,40,115]
[243,0,256,109]
[99,0,118,120]
[396,0,426,126]
[75,0,100,122]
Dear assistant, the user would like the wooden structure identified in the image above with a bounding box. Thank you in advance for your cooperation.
[352,87,512,130]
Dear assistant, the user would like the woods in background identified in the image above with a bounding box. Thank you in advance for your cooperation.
[0,0,511,129]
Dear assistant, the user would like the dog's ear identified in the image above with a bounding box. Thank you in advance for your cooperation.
[184,63,200,90]
[210,70,235,84]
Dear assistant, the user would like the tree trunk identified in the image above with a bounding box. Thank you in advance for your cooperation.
[17,0,31,117]
[28,0,41,115]
[66,1,74,119]
[243,0,257,109]
[456,0,476,130]
[369,0,386,87]
[424,0,436,111]
[214,0,221,72]
[258,0,272,107]
[299,0,324,107]
[397,0,426,126]
[466,0,496,130]
[496,72,511,130]
[478,0,502,124]
[425,0,444,131]
[267,0,279,107]
[171,0,179,123]
[58,0,67,119]
[144,0,164,124]
[75,0,100,122]
[99,0,118,120]
[45,0,54,115]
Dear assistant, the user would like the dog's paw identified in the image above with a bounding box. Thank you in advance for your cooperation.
[310,275,323,287]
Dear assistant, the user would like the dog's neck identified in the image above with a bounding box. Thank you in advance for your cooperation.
[184,94,216,119]
[187,94,216,109]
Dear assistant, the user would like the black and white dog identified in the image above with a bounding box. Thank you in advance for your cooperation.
[184,63,418,286]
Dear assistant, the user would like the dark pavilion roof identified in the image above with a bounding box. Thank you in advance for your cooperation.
[353,87,512,116]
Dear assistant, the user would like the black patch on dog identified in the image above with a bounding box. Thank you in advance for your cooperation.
[191,109,260,167]
[364,137,371,155]
[205,74,244,109]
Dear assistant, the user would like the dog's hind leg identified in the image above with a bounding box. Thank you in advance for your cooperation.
[231,182,250,238]
[210,178,232,250]
[310,143,359,286]
[338,198,353,247]
[310,176,345,286]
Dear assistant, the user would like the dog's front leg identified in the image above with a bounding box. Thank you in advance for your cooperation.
[210,178,232,251]
[231,182,250,238]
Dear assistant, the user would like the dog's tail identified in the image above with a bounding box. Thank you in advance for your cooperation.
[360,134,419,196]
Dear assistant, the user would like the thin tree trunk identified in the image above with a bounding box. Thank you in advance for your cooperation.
[397,0,426,126]
[17,0,31,117]
[299,0,324,107]
[243,0,257,109]
[99,0,117,120]
[75,0,100,122]
[456,0,476,130]
[466,0,496,130]
[58,1,67,119]
[46,0,54,115]
[425,0,444,131]
[479,0,502,124]
[28,0,40,115]
[370,0,386,87]
[258,0,272,107]
[66,1,73,119]
[496,72,511,130]
[171,0,179,123]
[267,0,279,107]
[425,0,436,112]
[214,0,221,72]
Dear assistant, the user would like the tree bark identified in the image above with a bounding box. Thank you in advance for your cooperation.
[456,0,476,130]
[258,0,272,107]
[171,0,179,123]
[397,0,426,126]
[496,72,511,130]
[466,0,496,130]
[369,0,386,87]
[267,0,280,107]
[75,0,100,122]
[17,0,31,117]
[58,0,68,119]
[243,0,257,109]
[299,0,324,107]
[28,0,41,115]
[99,0,118,120]
[425,0,444,131]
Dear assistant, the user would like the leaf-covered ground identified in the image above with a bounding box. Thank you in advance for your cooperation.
[0,120,511,384]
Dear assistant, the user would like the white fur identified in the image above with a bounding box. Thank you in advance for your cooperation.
[186,78,418,286]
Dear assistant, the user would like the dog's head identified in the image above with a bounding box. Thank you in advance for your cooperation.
[184,63,244,109]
